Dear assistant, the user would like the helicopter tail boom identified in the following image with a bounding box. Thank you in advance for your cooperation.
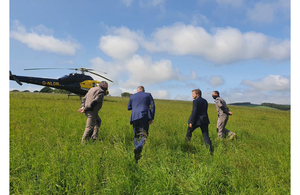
[10,71,23,86]
[10,73,58,87]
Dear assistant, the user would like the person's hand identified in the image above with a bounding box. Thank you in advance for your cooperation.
[149,120,153,125]
[189,123,193,128]
[228,111,233,116]
[77,108,84,113]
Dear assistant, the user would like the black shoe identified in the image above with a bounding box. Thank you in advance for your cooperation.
[134,148,141,163]
[186,136,191,143]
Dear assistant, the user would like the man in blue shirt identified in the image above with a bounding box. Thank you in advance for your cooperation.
[128,86,155,163]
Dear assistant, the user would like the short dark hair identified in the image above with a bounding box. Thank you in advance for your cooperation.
[192,89,202,97]
[213,90,220,96]
[137,86,145,92]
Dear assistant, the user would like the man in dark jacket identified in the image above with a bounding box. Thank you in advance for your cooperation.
[186,89,212,153]
[78,81,109,143]
[127,86,155,163]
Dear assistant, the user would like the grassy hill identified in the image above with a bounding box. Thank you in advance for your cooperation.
[10,92,290,194]
[230,102,290,111]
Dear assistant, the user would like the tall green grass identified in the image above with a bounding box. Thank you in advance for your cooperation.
[10,92,290,194]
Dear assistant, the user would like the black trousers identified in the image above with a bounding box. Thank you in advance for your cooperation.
[186,124,212,151]
[132,115,149,153]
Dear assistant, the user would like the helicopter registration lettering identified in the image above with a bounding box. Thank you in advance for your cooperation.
[42,81,59,86]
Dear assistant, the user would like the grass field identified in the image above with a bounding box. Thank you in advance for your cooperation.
[9,92,290,194]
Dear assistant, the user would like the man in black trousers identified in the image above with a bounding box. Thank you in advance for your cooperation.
[186,89,213,153]
[127,86,155,163]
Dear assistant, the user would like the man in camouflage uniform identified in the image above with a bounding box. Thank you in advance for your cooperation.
[212,91,236,140]
[78,81,109,143]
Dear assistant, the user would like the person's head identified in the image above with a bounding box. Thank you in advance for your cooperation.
[212,91,219,99]
[99,81,109,95]
[137,86,145,92]
[192,89,201,99]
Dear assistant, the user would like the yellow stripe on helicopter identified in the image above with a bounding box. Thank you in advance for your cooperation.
[80,80,101,90]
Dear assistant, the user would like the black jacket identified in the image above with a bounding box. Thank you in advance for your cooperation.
[188,96,210,126]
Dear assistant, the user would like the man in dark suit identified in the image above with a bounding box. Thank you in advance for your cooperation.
[186,89,213,153]
[128,86,155,163]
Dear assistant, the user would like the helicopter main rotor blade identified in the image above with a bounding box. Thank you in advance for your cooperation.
[88,71,113,82]
[68,68,93,71]
[25,67,107,74]
[69,68,107,74]
[90,69,107,74]
[24,68,65,70]
[68,68,95,75]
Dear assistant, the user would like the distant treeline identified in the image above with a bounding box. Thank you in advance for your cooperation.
[260,103,290,111]
[230,102,290,111]
[230,102,253,106]
[10,86,69,94]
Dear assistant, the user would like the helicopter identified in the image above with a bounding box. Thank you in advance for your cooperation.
[9,68,113,97]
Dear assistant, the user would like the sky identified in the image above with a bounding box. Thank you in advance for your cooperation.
[8,0,291,104]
